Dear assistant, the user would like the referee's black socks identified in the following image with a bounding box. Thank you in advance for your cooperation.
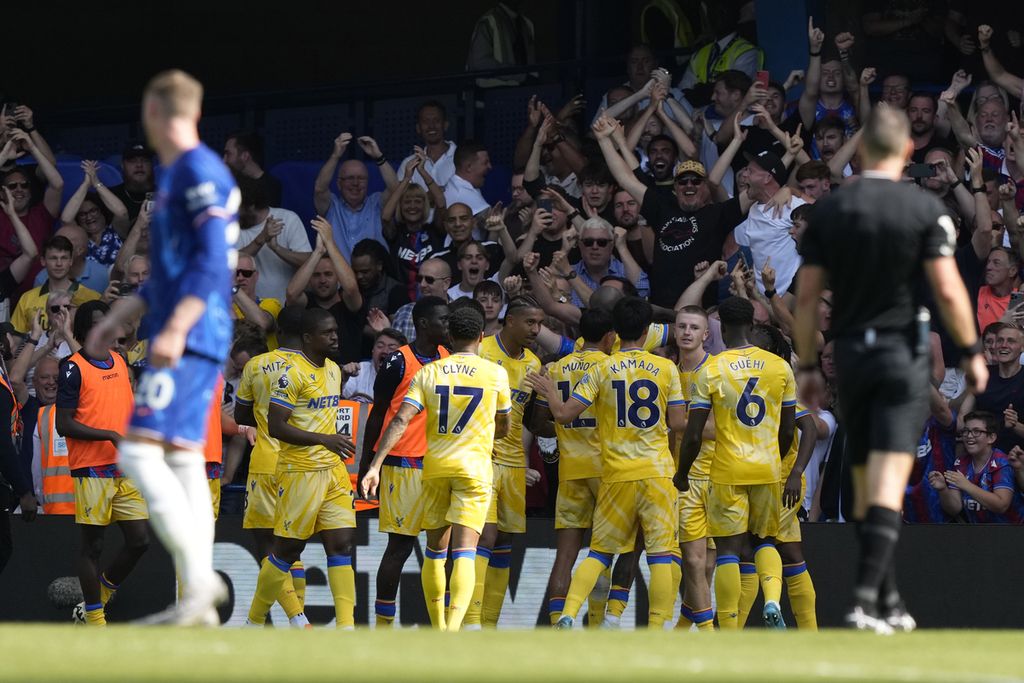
[853,506,902,615]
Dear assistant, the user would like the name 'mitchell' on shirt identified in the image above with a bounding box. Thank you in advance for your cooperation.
[799,176,955,338]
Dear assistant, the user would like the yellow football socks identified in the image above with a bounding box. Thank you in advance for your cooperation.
[754,544,783,605]
[562,550,612,621]
[447,548,477,631]
[586,564,612,627]
[277,573,303,619]
[646,555,675,628]
[422,547,448,630]
[464,546,490,626]
[784,561,818,630]
[327,555,355,629]
[84,603,106,626]
[290,562,306,609]
[737,562,759,627]
[481,545,511,627]
[248,554,292,624]
[714,554,741,630]
[98,574,118,606]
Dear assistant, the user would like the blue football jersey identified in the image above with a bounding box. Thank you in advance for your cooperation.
[139,143,238,363]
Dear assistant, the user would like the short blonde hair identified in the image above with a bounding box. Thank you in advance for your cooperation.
[144,69,203,119]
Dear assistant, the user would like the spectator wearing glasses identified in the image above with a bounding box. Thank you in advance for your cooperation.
[389,258,452,343]
[231,253,279,346]
[0,129,64,293]
[60,161,129,268]
[878,74,911,111]
[562,217,647,306]
[12,236,99,334]
[930,411,1020,523]
[315,133,398,260]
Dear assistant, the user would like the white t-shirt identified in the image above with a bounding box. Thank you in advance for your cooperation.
[396,142,457,191]
[804,410,838,513]
[734,197,806,294]
[236,207,312,302]
[341,360,376,403]
[443,174,490,215]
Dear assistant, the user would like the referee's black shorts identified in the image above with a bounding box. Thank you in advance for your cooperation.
[834,333,929,465]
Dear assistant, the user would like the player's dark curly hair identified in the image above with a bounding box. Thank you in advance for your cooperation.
[448,306,484,343]
[750,323,791,360]
[612,296,651,342]
[73,300,110,344]
[718,296,755,328]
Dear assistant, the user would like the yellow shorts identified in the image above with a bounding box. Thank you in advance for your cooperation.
[243,473,278,529]
[591,478,678,555]
[485,462,525,533]
[678,478,712,543]
[74,476,148,526]
[555,477,600,530]
[274,465,356,539]
[378,463,425,536]
[708,482,781,540]
[421,476,492,534]
[776,479,806,544]
[208,478,221,521]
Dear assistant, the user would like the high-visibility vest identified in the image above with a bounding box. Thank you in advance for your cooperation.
[373,345,450,459]
[64,352,133,470]
[37,404,74,515]
[640,0,697,51]
[337,399,378,512]
[0,369,22,450]
[688,35,764,85]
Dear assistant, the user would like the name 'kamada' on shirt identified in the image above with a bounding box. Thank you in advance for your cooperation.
[609,358,660,375]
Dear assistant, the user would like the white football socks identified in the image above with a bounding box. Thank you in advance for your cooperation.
[167,448,217,595]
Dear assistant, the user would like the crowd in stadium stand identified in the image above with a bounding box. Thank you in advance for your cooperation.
[1,0,1023,538]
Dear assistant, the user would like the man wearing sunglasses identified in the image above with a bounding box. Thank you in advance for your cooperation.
[0,134,64,297]
[232,253,279,347]
[389,258,452,344]
[563,217,648,306]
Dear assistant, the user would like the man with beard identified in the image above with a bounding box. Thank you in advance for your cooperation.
[109,143,154,227]
[613,188,652,270]
[595,115,760,309]
[223,132,282,207]
[396,101,457,192]
[908,93,955,163]
[285,220,363,362]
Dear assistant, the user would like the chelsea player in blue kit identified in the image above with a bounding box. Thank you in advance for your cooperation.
[87,70,238,625]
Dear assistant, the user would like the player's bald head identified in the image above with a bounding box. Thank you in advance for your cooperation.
[588,285,624,313]
[144,69,203,120]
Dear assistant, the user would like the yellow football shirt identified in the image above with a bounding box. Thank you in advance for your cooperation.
[269,352,344,472]
[781,403,812,479]
[678,351,715,480]
[233,297,282,350]
[479,334,541,467]
[404,352,512,483]
[536,349,606,481]
[570,348,684,483]
[574,322,669,353]
[692,345,797,486]
[236,347,298,474]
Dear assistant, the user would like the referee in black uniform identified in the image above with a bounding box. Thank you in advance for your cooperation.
[793,105,987,634]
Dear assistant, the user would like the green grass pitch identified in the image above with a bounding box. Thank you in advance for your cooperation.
[3,626,1023,682]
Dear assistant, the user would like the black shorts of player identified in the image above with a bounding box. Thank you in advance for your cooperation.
[834,332,929,465]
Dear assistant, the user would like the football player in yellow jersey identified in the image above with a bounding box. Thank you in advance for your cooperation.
[247,309,358,629]
[749,324,822,630]
[234,306,309,626]
[527,297,687,630]
[675,297,795,630]
[529,308,616,626]
[472,296,544,628]
[673,305,717,631]
[363,306,512,631]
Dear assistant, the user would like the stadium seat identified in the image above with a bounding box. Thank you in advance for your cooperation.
[54,159,124,208]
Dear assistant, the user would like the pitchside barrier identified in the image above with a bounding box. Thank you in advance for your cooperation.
[1,515,1021,628]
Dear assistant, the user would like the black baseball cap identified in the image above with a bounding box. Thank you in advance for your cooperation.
[744,150,787,186]
[122,142,154,160]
